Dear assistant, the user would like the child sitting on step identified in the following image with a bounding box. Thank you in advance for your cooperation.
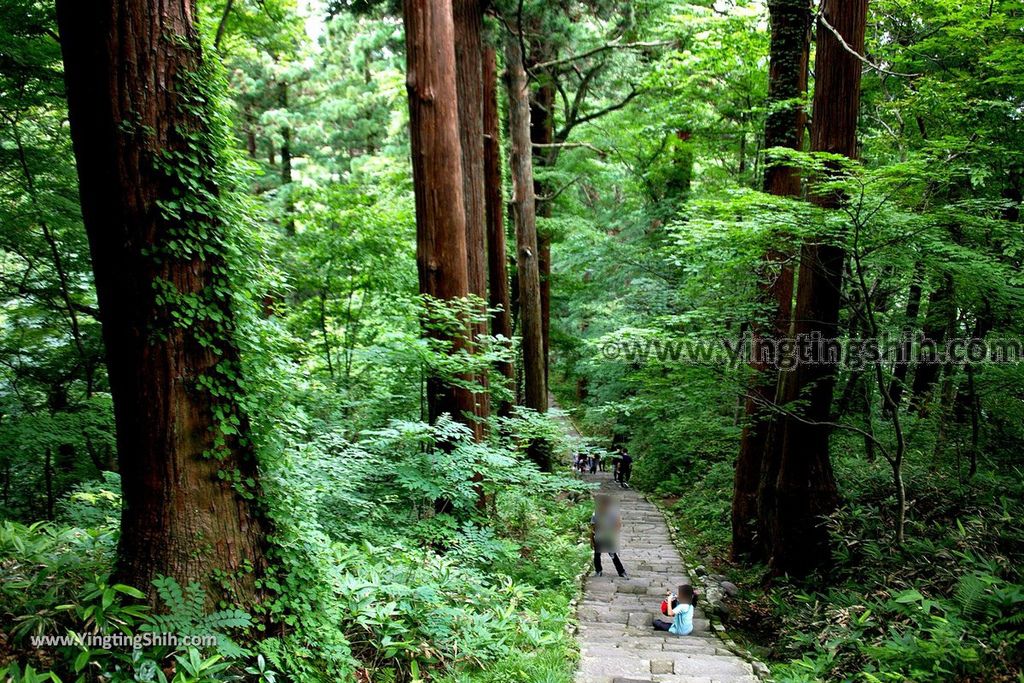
[653,584,695,635]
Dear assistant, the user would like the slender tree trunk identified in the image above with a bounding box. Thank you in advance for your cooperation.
[278,82,295,235]
[910,277,955,414]
[403,0,477,432]
[732,0,809,561]
[483,45,515,413]
[966,363,980,477]
[453,0,489,438]
[505,33,550,468]
[885,278,923,415]
[56,0,269,605]
[44,447,54,520]
[318,290,335,379]
[763,0,866,578]
[931,363,959,466]
[530,73,555,381]
[9,121,96,397]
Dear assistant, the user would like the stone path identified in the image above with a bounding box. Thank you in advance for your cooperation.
[557,405,759,683]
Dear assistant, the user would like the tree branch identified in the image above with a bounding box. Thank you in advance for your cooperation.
[818,12,920,79]
[536,175,583,203]
[534,40,672,71]
[214,0,235,49]
[556,85,640,141]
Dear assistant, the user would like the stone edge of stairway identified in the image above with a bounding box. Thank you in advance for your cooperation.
[654,499,771,681]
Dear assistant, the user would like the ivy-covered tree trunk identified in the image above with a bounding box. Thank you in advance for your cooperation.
[732,0,810,561]
[55,0,269,604]
[402,0,477,429]
[763,0,866,578]
[453,0,489,437]
[505,33,550,468]
[483,45,515,413]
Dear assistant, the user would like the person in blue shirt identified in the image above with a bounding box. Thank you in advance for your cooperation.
[653,584,695,635]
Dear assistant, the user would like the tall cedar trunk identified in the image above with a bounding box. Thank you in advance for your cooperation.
[731,0,809,560]
[885,278,923,415]
[505,34,550,469]
[530,75,555,380]
[909,277,955,415]
[55,0,268,604]
[403,0,476,430]
[453,0,489,437]
[483,46,515,413]
[763,0,866,578]
[279,81,295,235]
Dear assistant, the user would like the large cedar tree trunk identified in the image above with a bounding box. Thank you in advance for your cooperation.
[453,0,490,435]
[505,34,550,468]
[731,0,809,560]
[403,0,477,428]
[55,0,269,604]
[761,0,867,578]
[483,46,516,413]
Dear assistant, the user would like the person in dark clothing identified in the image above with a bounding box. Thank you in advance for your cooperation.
[618,451,633,488]
[590,494,628,578]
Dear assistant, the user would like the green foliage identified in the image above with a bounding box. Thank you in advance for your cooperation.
[54,472,121,529]
[0,519,275,682]
[4,0,1024,681]
[548,1,1024,681]
[147,577,254,659]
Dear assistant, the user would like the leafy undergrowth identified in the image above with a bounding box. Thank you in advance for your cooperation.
[650,453,1024,682]
[0,413,591,683]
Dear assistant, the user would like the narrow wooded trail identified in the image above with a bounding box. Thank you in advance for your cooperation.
[552,403,761,683]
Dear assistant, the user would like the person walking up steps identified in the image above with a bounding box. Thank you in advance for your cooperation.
[618,450,633,488]
[590,494,629,578]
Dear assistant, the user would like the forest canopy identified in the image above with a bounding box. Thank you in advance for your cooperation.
[0,0,1022,682]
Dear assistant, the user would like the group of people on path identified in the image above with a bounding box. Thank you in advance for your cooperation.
[588,492,695,637]
[574,449,632,487]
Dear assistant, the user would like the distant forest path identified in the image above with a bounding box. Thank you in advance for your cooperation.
[551,399,761,683]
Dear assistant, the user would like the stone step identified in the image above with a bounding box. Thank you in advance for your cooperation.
[577,654,754,679]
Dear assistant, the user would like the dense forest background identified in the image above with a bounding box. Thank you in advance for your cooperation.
[1,0,1023,681]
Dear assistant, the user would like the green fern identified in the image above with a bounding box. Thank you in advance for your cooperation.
[142,576,253,659]
[954,574,992,618]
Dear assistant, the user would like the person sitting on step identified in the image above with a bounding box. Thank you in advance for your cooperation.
[653,584,695,635]
[590,494,629,579]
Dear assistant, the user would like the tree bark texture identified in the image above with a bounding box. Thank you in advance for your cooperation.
[732,0,810,561]
[505,34,550,465]
[453,0,490,435]
[529,72,555,380]
[403,0,477,428]
[55,0,269,605]
[483,45,516,413]
[761,0,867,578]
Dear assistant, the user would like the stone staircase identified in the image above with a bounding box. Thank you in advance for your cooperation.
[573,471,760,683]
